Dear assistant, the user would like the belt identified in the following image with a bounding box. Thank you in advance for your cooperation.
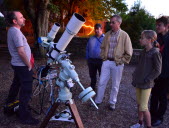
[107,58,114,61]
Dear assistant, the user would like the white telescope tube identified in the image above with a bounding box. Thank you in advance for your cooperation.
[47,23,61,41]
[56,13,85,51]
[49,13,85,60]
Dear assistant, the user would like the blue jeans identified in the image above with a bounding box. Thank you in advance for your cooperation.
[6,65,33,120]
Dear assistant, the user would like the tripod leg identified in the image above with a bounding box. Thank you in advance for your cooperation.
[67,99,84,128]
[39,101,60,128]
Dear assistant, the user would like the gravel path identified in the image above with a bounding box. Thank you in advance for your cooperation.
[0,56,168,128]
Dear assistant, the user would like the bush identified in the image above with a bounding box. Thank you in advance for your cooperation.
[121,2,156,49]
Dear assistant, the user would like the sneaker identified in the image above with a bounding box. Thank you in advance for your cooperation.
[20,117,39,125]
[109,104,115,110]
[130,123,144,128]
[152,119,163,127]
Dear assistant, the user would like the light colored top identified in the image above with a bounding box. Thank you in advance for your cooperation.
[7,27,31,66]
[101,29,133,65]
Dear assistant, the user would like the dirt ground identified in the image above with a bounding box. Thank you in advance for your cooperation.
[0,54,169,128]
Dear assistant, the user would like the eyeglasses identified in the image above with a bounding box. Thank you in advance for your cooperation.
[110,21,117,24]
[140,36,147,40]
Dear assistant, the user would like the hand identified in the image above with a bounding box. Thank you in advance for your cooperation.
[144,78,150,83]
[28,65,32,71]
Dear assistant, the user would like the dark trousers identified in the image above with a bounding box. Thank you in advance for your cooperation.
[87,58,102,91]
[6,66,33,120]
[150,77,169,121]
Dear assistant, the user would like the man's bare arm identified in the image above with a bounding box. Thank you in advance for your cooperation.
[17,46,32,70]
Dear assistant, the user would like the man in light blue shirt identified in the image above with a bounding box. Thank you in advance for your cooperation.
[86,23,104,91]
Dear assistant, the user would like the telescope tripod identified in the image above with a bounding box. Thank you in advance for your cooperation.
[39,99,84,128]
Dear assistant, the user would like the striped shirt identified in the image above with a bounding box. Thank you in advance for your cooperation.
[107,29,120,59]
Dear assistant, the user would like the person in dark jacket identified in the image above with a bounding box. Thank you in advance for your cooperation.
[150,16,169,127]
[131,30,162,128]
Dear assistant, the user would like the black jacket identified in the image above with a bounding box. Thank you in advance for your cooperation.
[158,32,169,78]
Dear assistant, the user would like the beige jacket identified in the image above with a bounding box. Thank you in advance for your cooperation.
[100,29,133,65]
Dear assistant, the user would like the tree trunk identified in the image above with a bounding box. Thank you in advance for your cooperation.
[23,0,37,40]
[23,0,50,57]
[37,0,50,57]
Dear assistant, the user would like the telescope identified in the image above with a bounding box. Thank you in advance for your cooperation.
[38,13,98,128]
[39,13,86,63]
[38,23,61,48]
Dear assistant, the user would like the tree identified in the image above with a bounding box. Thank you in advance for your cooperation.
[52,0,128,29]
[1,0,59,56]
[121,1,156,48]
[52,0,84,29]
[1,0,129,55]
[78,0,128,21]
[23,0,61,56]
[56,0,128,36]
[23,0,50,56]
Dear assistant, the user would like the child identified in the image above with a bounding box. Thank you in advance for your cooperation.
[130,30,162,128]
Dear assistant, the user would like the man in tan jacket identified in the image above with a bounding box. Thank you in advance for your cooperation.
[95,15,133,110]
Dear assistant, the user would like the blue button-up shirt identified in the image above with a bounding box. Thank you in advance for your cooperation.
[86,34,105,59]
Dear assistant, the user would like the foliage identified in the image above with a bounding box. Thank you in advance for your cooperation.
[103,1,156,49]
[78,0,128,21]
[121,2,156,49]
[1,0,128,30]
[1,0,156,50]
[52,0,85,25]
[48,0,59,13]
[49,0,128,27]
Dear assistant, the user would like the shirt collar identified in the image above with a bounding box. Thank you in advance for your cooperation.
[111,29,121,35]
[95,34,105,38]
